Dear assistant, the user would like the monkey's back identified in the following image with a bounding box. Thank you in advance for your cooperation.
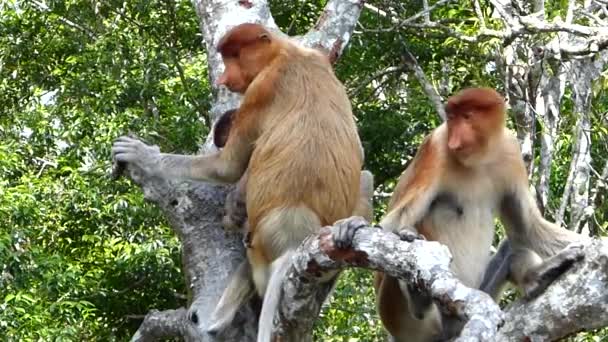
[246,59,362,240]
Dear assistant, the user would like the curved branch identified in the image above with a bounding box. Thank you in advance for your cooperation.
[271,223,608,341]
[270,225,504,341]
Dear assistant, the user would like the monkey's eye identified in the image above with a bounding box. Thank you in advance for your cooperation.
[461,112,472,120]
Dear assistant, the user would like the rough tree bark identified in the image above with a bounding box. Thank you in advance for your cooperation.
[117,0,365,341]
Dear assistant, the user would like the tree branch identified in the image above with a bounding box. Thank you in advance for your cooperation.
[347,66,404,97]
[271,224,608,341]
[401,49,446,120]
[271,225,504,341]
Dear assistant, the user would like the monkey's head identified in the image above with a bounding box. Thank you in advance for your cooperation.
[216,23,279,93]
[445,87,506,163]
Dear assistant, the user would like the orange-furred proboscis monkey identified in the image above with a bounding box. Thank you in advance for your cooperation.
[373,87,587,342]
[112,23,367,341]
[212,109,374,234]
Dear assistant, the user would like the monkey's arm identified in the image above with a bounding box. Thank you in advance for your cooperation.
[112,132,252,184]
[379,136,442,236]
[494,151,586,298]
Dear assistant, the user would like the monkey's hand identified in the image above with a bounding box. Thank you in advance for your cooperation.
[111,136,162,177]
[523,243,585,300]
[397,227,426,242]
[333,216,369,249]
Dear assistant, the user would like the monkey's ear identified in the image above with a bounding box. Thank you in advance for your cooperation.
[214,109,237,148]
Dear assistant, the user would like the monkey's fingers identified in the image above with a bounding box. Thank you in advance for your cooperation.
[112,152,140,163]
[523,244,585,300]
[333,216,368,249]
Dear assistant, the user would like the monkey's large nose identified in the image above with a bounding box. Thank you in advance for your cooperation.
[447,137,462,151]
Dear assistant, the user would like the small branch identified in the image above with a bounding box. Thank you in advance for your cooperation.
[364,0,455,33]
[517,16,603,36]
[473,0,487,29]
[165,0,210,127]
[271,225,504,341]
[287,0,308,35]
[566,0,577,23]
[402,0,454,25]
[422,0,431,24]
[401,49,446,120]
[31,0,96,39]
[388,21,507,43]
[348,66,404,97]
[584,159,608,233]
[557,147,578,227]
[130,308,188,341]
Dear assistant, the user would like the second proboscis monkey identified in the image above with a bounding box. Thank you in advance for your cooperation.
[112,23,364,341]
[373,87,586,341]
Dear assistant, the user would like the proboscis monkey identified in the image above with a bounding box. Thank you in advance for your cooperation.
[212,108,374,233]
[112,23,365,341]
[371,87,587,341]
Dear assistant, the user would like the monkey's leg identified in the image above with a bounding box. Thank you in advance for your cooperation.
[254,207,324,342]
[377,275,442,342]
[479,239,514,300]
[516,243,585,299]
[352,170,375,221]
[207,260,257,334]
[399,281,435,321]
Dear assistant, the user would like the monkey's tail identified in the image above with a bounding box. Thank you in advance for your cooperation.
[256,250,294,342]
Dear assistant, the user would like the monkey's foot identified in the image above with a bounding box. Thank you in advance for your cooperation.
[398,228,426,242]
[524,243,585,300]
[333,216,369,249]
[406,283,434,320]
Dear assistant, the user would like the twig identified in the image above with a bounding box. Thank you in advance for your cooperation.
[348,66,404,97]
[473,0,486,29]
[31,0,96,39]
[401,49,446,120]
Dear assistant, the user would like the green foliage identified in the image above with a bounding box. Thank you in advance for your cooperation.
[0,0,207,339]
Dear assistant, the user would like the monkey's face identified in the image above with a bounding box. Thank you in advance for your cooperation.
[446,110,493,166]
[445,88,505,164]
[217,59,249,93]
